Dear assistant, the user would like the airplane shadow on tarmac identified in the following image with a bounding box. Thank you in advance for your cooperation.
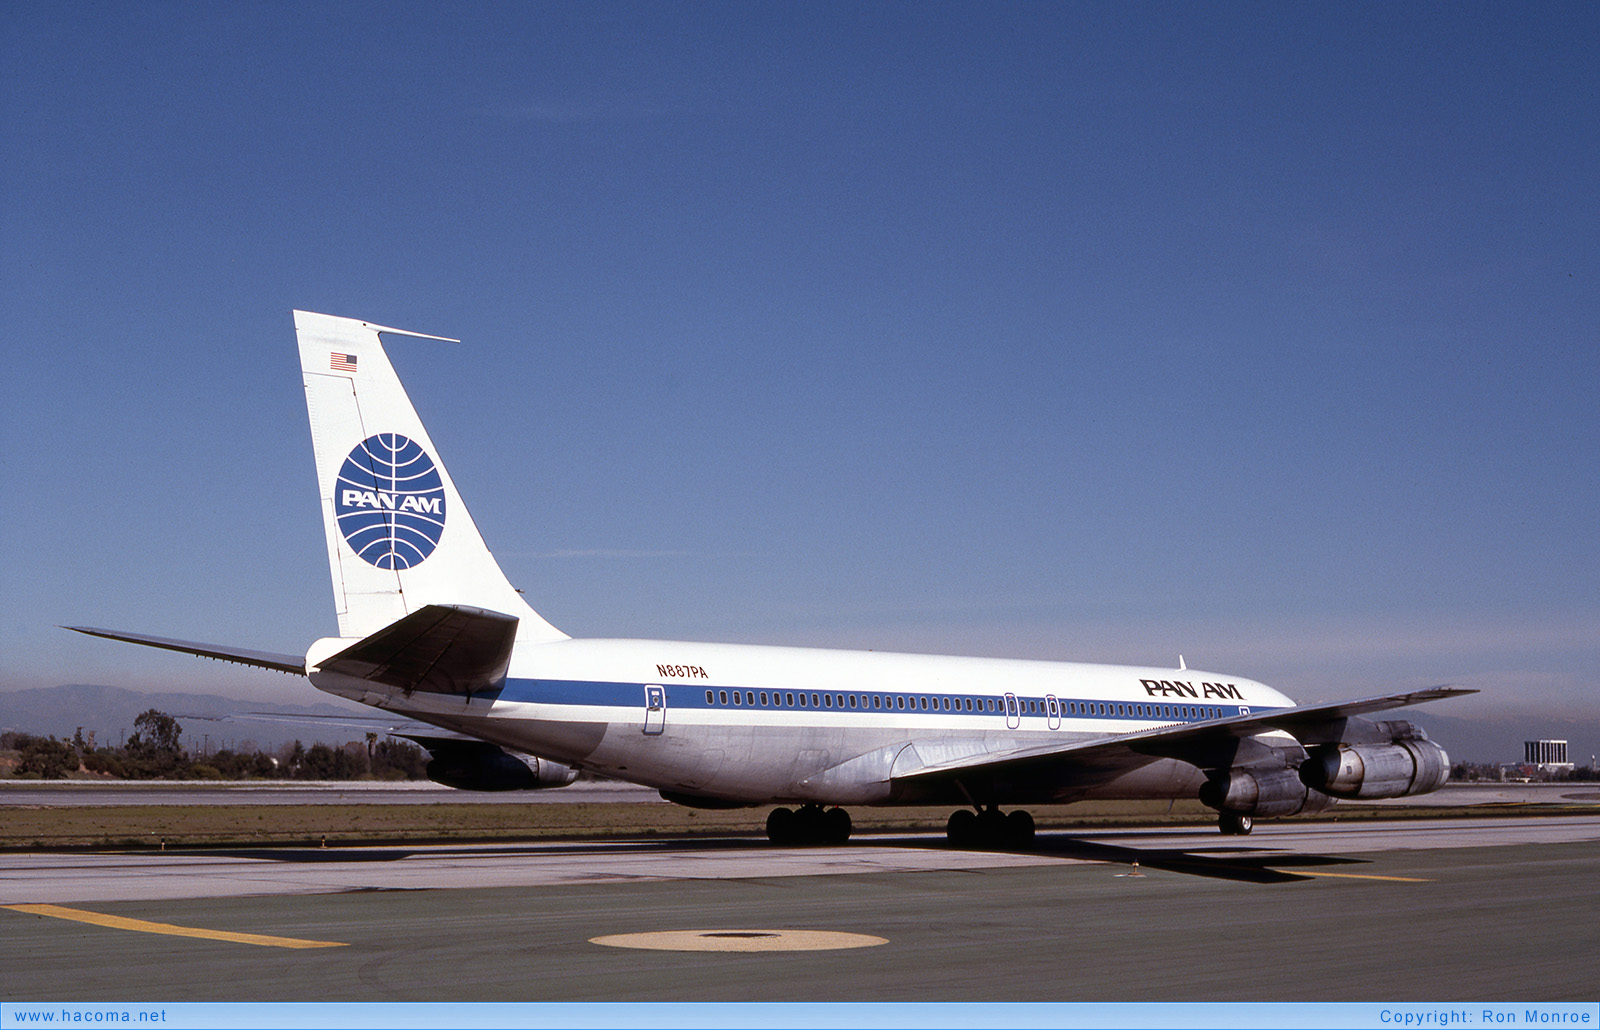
[1011,833,1368,884]
[196,830,1367,885]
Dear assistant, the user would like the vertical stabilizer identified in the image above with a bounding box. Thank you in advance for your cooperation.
[294,311,567,643]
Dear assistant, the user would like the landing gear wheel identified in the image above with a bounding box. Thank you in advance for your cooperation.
[795,804,826,843]
[948,807,1038,849]
[1005,809,1036,849]
[766,807,797,844]
[769,805,851,845]
[976,807,1009,846]
[946,809,979,847]
[1219,812,1253,836]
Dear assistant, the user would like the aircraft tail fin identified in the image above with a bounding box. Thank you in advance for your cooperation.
[294,311,567,643]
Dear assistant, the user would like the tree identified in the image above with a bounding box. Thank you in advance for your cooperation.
[122,709,186,778]
[15,735,79,779]
[371,739,428,780]
[128,710,182,756]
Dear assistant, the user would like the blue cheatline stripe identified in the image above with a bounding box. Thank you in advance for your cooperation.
[493,677,1265,724]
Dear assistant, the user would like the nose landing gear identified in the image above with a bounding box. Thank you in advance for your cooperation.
[1218,811,1253,835]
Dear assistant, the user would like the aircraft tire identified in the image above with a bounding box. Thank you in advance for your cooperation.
[946,809,979,847]
[796,804,825,844]
[1219,812,1253,836]
[976,807,1009,848]
[1006,809,1036,848]
[766,806,798,844]
[824,806,853,844]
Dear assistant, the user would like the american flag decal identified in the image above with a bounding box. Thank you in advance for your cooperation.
[331,353,358,372]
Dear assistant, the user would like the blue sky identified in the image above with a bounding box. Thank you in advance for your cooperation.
[3,2,1596,724]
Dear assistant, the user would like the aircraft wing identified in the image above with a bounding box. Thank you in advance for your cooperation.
[894,686,1476,784]
[65,626,305,675]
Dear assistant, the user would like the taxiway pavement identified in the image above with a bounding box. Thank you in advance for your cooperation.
[2,815,1595,1002]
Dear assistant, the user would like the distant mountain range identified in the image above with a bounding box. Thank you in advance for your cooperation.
[0,684,390,753]
[3,683,1593,766]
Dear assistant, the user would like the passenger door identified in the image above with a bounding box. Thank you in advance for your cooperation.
[644,684,666,735]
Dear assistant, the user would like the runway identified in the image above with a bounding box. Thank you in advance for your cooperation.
[2,815,1594,904]
[2,815,1595,1002]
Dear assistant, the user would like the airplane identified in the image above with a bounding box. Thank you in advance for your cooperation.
[71,310,1473,845]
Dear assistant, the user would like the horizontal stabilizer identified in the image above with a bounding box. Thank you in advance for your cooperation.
[65,626,305,675]
[315,604,518,696]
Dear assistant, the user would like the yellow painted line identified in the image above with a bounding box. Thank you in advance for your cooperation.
[1283,871,1433,882]
[3,904,347,949]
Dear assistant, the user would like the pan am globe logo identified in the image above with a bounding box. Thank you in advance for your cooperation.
[335,433,447,569]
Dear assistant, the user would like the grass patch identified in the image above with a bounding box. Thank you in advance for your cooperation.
[3,799,1594,850]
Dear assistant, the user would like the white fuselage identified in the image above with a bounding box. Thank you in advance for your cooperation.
[309,636,1298,806]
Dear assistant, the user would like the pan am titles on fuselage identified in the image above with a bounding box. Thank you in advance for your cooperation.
[70,311,1473,845]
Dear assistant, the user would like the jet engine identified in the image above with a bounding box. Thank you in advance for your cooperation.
[1198,766,1332,818]
[1298,737,1449,800]
[420,738,580,792]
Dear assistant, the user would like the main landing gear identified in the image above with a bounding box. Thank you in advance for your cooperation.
[1218,811,1253,836]
[945,807,1035,849]
[766,804,852,845]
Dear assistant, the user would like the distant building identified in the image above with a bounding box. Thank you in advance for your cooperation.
[1524,739,1574,771]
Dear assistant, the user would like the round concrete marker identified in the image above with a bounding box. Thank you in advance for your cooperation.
[590,929,888,952]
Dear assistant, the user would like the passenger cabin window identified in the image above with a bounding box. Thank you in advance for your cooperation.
[786,692,795,706]
[719,690,728,705]
[706,690,714,703]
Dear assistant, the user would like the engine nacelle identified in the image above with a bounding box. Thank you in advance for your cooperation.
[1199,766,1332,818]
[425,742,580,792]
[1298,739,1450,800]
